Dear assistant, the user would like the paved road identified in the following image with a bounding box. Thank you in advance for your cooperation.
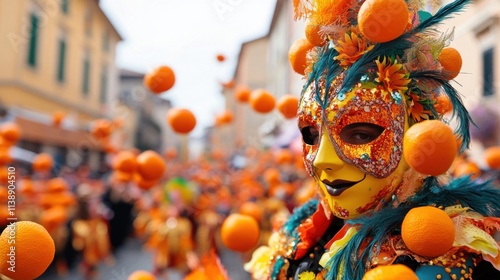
[39,238,251,280]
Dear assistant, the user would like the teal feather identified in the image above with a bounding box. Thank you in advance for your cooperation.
[270,256,284,280]
[413,0,469,33]
[271,199,318,278]
[324,176,500,280]
[409,176,500,217]
[325,205,412,280]
[303,46,341,109]
[282,199,318,235]
[410,70,473,153]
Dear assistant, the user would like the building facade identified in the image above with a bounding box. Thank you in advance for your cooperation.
[217,0,305,154]
[0,0,122,170]
[443,0,500,165]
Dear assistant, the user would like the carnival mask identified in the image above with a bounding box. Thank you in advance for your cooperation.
[298,80,410,219]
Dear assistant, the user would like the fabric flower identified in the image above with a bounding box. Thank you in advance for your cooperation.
[407,94,431,122]
[375,57,411,93]
[244,232,281,279]
[244,246,273,279]
[334,27,374,67]
[445,205,500,270]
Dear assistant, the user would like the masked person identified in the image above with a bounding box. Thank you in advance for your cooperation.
[244,0,500,279]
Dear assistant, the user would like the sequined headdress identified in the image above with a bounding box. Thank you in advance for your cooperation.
[294,0,472,153]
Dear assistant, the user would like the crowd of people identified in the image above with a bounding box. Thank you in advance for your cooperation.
[1,126,325,279]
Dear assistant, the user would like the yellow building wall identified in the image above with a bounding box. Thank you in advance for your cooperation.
[0,0,120,122]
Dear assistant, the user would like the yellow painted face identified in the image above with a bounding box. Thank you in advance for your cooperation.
[313,128,409,218]
[298,80,410,219]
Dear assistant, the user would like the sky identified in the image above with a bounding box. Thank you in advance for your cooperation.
[100,0,278,136]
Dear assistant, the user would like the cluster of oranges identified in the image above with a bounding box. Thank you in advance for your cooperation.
[111,149,166,191]
[143,58,299,135]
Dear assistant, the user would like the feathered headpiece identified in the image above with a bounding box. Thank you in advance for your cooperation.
[294,0,472,153]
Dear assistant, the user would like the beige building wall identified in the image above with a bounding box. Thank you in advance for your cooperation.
[0,0,123,171]
[443,0,500,165]
[219,0,305,153]
[216,37,269,154]
[0,0,121,124]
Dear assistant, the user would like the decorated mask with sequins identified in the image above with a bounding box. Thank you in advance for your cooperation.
[298,71,410,219]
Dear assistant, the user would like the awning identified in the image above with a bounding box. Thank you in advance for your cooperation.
[14,116,103,150]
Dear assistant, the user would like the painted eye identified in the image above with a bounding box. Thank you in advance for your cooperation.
[301,126,319,145]
[340,123,384,145]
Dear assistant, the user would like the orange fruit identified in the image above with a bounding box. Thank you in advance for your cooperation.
[235,85,251,103]
[401,206,455,257]
[52,111,65,127]
[0,221,55,279]
[164,147,178,159]
[0,136,13,149]
[136,150,166,181]
[453,161,481,179]
[0,147,12,166]
[288,38,315,75]
[47,177,69,192]
[277,95,299,119]
[216,54,226,62]
[0,122,21,143]
[221,213,260,252]
[221,79,235,89]
[485,146,500,169]
[128,270,156,280]
[0,167,8,185]
[144,65,176,94]
[403,120,458,176]
[439,47,462,80]
[434,94,453,115]
[91,119,113,139]
[305,20,326,47]
[113,150,137,173]
[167,108,197,134]
[263,168,281,186]
[40,206,68,231]
[111,170,132,183]
[239,201,263,222]
[358,0,409,43]
[134,173,158,191]
[216,110,233,125]
[362,264,418,280]
[32,153,54,172]
[249,89,275,114]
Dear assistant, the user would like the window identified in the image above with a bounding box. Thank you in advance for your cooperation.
[483,48,495,97]
[103,28,110,52]
[84,8,92,37]
[61,0,69,14]
[100,66,108,104]
[27,13,39,67]
[57,38,66,82]
[82,54,90,96]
